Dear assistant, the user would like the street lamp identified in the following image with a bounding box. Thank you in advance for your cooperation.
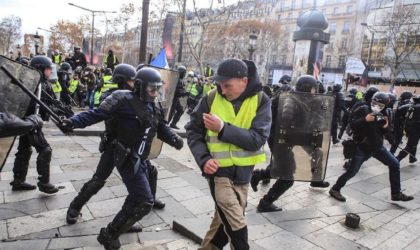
[248,31,257,61]
[361,22,375,69]
[68,3,116,65]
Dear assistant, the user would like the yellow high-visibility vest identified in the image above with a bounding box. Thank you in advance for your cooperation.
[101,76,117,92]
[203,83,216,97]
[206,91,266,167]
[51,81,62,93]
[53,55,61,64]
[103,55,117,64]
[189,83,199,97]
[69,79,79,94]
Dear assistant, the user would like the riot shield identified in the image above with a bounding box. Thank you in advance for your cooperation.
[147,66,179,159]
[270,91,335,182]
[0,56,42,170]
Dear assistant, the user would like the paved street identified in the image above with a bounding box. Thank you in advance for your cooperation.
[1,113,420,250]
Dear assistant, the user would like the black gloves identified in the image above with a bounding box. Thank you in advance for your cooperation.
[172,133,184,150]
[25,114,43,130]
[58,118,74,134]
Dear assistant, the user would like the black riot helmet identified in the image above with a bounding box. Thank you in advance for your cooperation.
[30,55,53,78]
[348,87,358,96]
[19,58,29,65]
[134,67,164,102]
[177,65,187,79]
[332,83,342,92]
[112,64,136,89]
[364,86,379,103]
[371,92,390,113]
[387,93,397,108]
[295,75,318,93]
[400,91,413,101]
[279,74,291,84]
[60,62,71,72]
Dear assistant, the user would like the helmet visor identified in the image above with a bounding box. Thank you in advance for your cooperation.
[140,81,165,102]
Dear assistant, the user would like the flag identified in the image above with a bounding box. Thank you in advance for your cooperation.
[359,66,368,87]
[150,48,169,69]
[313,62,320,80]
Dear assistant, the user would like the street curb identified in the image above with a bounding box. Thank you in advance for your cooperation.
[172,220,203,244]
[71,130,187,138]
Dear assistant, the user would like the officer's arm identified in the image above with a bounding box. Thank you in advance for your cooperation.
[218,94,272,151]
[0,113,37,138]
[186,97,212,170]
[70,91,123,129]
[157,121,183,149]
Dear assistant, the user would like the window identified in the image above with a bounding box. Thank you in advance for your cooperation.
[338,55,346,68]
[333,7,339,14]
[281,55,287,64]
[329,42,334,49]
[346,5,353,13]
[272,55,277,63]
[325,55,331,68]
[277,14,281,21]
[330,22,336,34]
[291,0,296,9]
[341,39,347,49]
[342,21,350,33]
[288,12,293,19]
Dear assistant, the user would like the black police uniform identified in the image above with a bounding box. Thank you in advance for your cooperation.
[168,72,187,128]
[12,75,58,193]
[251,75,329,212]
[0,113,42,138]
[66,87,182,248]
[396,97,420,163]
[391,97,413,154]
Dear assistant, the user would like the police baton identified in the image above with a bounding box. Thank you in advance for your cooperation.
[1,66,63,124]
[397,145,418,162]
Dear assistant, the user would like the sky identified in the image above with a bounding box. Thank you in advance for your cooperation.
[0,0,238,44]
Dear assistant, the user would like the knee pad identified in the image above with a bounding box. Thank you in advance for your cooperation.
[38,146,52,161]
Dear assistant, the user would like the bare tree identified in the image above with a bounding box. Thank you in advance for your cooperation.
[0,15,22,56]
[380,4,419,84]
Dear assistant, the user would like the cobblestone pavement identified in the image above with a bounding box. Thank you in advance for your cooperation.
[1,113,420,249]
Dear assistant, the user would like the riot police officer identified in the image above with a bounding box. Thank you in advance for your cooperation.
[60,67,184,250]
[396,95,420,163]
[331,84,345,144]
[11,56,59,194]
[330,92,413,202]
[338,88,359,139]
[58,62,72,105]
[168,65,188,129]
[391,91,413,154]
[0,113,43,138]
[251,75,330,212]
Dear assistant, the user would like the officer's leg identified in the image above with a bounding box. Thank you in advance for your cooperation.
[98,160,153,250]
[408,135,419,163]
[390,131,403,154]
[396,137,410,161]
[170,100,184,129]
[330,147,369,201]
[251,166,271,192]
[32,129,58,194]
[331,119,339,144]
[66,148,112,224]
[373,146,413,201]
[338,112,348,139]
[258,179,294,212]
[146,161,165,209]
[201,177,249,250]
[11,134,36,190]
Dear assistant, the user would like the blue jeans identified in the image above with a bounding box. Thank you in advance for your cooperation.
[333,145,401,194]
[86,90,94,110]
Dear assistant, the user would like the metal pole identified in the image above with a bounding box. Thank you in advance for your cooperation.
[177,0,187,63]
[367,31,374,67]
[139,0,150,63]
[91,12,95,65]
[248,48,254,60]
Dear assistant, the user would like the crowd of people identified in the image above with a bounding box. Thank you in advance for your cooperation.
[1,50,419,249]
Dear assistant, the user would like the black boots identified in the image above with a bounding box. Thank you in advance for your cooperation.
[97,201,153,249]
[257,198,282,213]
[391,192,414,202]
[153,199,166,209]
[38,182,59,194]
[67,176,105,224]
[310,181,330,188]
[329,189,346,202]
[10,180,36,191]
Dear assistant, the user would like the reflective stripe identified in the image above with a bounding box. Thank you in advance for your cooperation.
[189,84,199,96]
[69,79,78,93]
[52,81,62,93]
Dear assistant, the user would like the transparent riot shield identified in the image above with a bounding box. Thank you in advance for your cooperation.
[147,66,179,159]
[270,91,335,182]
[0,56,42,170]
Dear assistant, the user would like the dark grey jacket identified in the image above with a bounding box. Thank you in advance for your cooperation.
[186,69,271,184]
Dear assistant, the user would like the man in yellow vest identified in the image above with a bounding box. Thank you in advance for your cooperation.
[51,50,62,65]
[186,59,271,250]
[103,49,119,71]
